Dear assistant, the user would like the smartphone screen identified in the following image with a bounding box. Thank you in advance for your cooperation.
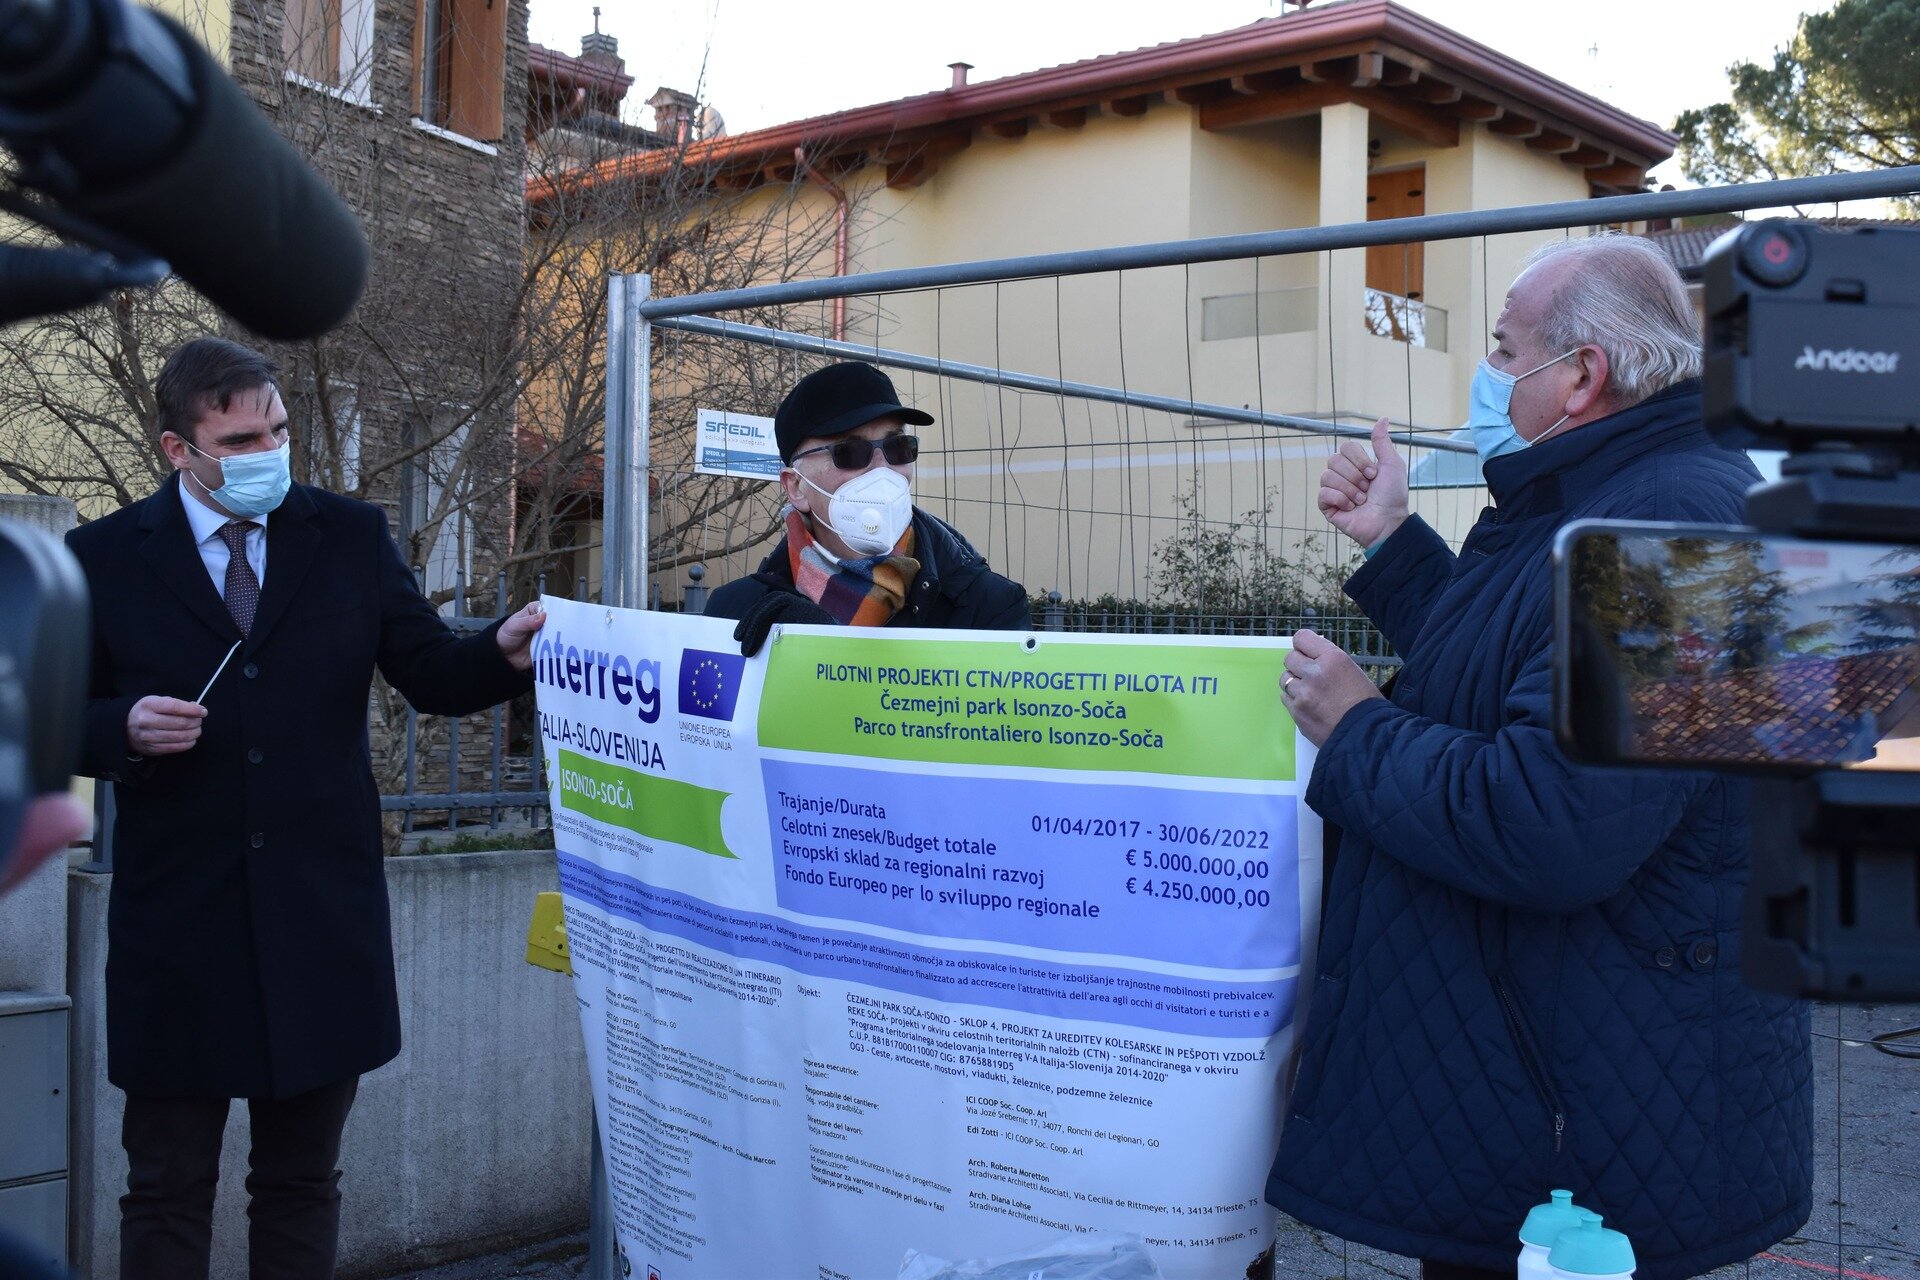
[1555,521,1920,773]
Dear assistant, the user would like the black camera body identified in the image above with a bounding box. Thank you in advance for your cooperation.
[1708,222,1920,1000]
[1553,220,1920,1000]
[0,518,90,879]
[1703,220,1920,454]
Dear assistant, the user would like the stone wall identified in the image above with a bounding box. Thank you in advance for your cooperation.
[228,0,536,797]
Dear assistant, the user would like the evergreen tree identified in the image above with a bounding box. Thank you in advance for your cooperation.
[1842,548,1920,651]
[1673,0,1920,208]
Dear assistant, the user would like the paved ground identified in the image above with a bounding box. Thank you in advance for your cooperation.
[378,1002,1920,1280]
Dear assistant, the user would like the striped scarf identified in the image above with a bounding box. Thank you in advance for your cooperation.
[785,508,919,626]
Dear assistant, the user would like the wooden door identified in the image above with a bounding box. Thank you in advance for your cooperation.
[1366,166,1425,300]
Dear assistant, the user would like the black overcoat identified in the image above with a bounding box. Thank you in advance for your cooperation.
[68,476,532,1099]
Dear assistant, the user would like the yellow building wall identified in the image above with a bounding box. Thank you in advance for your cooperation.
[155,0,233,62]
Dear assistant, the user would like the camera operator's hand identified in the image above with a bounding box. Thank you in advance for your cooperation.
[1,794,90,894]
[127,696,206,756]
[1318,418,1409,552]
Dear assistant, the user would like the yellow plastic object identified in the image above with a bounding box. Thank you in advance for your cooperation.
[525,891,573,975]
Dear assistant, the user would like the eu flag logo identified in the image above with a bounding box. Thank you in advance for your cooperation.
[677,648,744,722]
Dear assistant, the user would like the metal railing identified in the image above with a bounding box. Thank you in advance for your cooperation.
[388,563,732,836]
[381,567,560,840]
[1031,594,1397,679]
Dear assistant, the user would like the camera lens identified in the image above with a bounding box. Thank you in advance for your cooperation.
[1739,221,1809,288]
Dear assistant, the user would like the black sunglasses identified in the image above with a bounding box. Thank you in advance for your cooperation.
[791,434,920,470]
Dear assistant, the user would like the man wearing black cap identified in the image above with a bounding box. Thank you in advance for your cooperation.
[706,362,1029,653]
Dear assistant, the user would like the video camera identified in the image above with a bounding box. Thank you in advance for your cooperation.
[0,518,89,886]
[1554,219,1920,1000]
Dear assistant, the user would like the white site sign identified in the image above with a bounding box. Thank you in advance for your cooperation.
[693,407,781,479]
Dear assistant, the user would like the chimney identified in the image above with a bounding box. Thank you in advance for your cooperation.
[649,87,699,143]
[581,7,623,72]
[581,32,622,71]
[948,62,973,90]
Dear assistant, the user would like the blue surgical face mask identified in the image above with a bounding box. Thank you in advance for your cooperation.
[1465,349,1581,462]
[183,438,292,518]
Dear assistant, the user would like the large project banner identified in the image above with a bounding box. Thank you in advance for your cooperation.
[534,599,1319,1280]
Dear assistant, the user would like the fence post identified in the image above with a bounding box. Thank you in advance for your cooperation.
[447,569,465,834]
[490,571,507,829]
[79,782,114,874]
[590,274,650,1280]
[403,565,423,836]
[1044,590,1063,632]
[604,273,653,612]
[683,564,709,616]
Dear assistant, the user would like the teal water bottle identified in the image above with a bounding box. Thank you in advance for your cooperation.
[1547,1211,1636,1280]
[1517,1190,1585,1279]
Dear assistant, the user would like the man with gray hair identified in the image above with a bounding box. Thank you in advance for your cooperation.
[1266,235,1812,1279]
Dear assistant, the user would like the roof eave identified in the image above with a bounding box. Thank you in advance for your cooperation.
[549,0,1674,198]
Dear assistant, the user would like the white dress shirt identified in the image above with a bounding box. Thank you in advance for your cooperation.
[179,475,268,598]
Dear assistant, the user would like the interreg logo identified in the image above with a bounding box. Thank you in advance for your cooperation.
[677,647,745,722]
[1794,345,1901,374]
[532,630,663,723]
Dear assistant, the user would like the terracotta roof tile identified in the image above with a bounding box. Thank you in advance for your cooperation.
[1642,217,1918,279]
[1629,648,1920,766]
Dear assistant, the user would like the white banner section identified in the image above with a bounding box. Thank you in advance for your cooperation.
[534,600,1319,1280]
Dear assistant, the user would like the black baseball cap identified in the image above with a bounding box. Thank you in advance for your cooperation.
[774,362,934,463]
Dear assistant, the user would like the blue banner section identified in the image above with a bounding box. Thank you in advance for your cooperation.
[557,853,1293,1040]
[677,648,746,722]
[761,760,1301,971]
[697,445,782,476]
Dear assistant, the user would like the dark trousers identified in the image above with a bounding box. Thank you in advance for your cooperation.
[119,1077,359,1280]
[1420,1262,1512,1280]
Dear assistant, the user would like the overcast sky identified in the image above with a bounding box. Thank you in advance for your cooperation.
[528,0,1831,188]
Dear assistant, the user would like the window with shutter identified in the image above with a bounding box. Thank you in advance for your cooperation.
[414,0,507,141]
[286,0,375,102]
[284,0,342,84]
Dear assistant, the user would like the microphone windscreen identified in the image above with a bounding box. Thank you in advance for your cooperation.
[0,243,123,325]
[65,13,368,340]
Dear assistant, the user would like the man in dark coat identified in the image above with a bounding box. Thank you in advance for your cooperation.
[67,337,544,1280]
[705,361,1028,648]
[1269,237,1811,1280]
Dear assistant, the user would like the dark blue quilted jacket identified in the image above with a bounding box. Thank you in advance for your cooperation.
[1266,382,1812,1279]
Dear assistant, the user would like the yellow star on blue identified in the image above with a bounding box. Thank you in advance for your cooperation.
[688,656,726,712]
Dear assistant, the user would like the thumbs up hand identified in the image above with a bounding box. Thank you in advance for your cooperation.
[1317,417,1410,552]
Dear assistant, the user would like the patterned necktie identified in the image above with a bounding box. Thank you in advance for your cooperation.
[217,521,260,636]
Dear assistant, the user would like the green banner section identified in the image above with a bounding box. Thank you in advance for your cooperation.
[554,749,736,858]
[759,634,1293,781]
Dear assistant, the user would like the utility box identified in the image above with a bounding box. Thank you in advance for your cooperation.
[0,992,70,1270]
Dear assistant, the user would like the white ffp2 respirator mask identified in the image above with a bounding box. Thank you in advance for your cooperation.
[802,466,912,556]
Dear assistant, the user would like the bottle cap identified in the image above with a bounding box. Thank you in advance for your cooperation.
[1548,1211,1636,1276]
[1519,1189,1585,1246]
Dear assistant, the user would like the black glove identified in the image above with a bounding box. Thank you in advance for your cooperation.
[732,591,835,657]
